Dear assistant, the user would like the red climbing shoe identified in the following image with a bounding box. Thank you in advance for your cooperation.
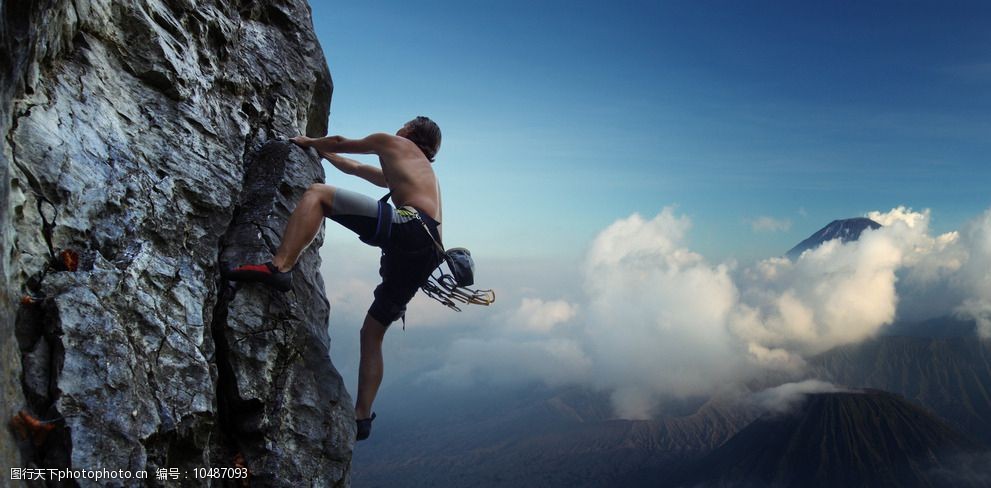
[224,262,292,292]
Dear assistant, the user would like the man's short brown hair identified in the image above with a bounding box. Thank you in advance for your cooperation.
[405,116,441,162]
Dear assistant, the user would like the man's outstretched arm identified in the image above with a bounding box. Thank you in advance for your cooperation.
[320,151,388,188]
[291,133,393,155]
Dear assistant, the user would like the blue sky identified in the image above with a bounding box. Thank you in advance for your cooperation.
[308,1,991,263]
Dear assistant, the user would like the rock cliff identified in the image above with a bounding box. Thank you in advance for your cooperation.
[1,0,353,485]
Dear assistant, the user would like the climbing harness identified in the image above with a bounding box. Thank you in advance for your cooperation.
[376,192,495,312]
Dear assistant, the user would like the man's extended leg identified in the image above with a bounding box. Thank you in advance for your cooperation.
[224,183,337,290]
[272,183,336,272]
[355,312,387,423]
[226,184,384,293]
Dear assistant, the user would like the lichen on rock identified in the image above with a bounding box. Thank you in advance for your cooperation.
[1,0,352,485]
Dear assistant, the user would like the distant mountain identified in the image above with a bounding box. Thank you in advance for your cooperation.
[880,315,977,338]
[810,318,991,444]
[677,390,985,488]
[786,217,881,259]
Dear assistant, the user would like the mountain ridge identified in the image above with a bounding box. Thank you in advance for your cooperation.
[676,389,984,488]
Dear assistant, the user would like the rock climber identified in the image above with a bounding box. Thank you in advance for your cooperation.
[224,116,443,441]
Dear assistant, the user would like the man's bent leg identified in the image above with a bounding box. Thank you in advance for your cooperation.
[355,313,387,420]
[226,185,382,291]
[273,183,336,272]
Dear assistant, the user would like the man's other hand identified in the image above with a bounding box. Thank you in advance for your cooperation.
[318,150,342,162]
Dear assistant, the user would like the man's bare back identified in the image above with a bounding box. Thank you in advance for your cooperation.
[375,131,442,225]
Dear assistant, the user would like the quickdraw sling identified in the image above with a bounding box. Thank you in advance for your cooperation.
[420,247,496,312]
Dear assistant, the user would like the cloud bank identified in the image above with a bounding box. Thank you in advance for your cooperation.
[418,206,991,418]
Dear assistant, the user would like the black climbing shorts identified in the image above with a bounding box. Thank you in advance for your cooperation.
[328,188,442,327]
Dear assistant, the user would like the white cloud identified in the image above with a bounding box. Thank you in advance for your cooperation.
[749,216,792,233]
[508,298,578,333]
[751,380,851,414]
[881,207,991,337]
[732,218,905,359]
[951,209,991,337]
[582,210,748,418]
[867,206,927,228]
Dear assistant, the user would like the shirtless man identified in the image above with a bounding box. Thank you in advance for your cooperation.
[225,116,443,441]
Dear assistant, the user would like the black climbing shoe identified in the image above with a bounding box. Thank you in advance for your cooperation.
[224,262,292,292]
[356,413,376,441]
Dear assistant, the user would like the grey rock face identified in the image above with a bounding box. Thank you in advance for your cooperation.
[2,0,352,486]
